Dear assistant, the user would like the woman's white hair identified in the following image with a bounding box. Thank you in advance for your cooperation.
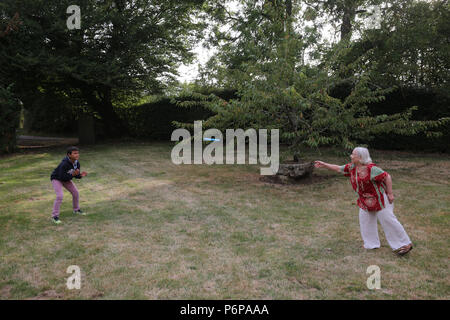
[353,147,372,164]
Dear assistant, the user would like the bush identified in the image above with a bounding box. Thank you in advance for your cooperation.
[0,85,21,154]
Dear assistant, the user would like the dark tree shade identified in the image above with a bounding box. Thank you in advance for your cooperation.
[0,0,206,137]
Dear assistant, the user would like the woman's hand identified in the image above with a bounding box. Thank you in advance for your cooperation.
[81,171,88,177]
[387,192,395,204]
[314,161,326,168]
[314,161,341,173]
[384,174,394,203]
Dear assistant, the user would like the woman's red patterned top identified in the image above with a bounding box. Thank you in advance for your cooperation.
[340,163,388,212]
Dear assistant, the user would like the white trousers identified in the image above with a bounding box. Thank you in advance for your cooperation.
[359,192,411,250]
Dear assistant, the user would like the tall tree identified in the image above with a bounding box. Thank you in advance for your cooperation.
[355,0,450,89]
[0,0,206,136]
[303,0,384,42]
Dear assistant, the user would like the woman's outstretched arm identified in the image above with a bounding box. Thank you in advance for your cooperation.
[314,161,341,173]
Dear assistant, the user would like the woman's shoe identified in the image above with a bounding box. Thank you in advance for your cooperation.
[394,243,413,256]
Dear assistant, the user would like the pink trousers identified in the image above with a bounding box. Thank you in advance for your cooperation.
[51,179,80,217]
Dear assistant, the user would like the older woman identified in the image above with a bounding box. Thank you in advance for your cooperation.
[314,147,413,256]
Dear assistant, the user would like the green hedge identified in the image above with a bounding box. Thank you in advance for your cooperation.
[0,85,21,154]
[23,91,78,135]
[330,83,450,153]
[118,97,212,140]
[119,89,236,140]
[366,87,450,153]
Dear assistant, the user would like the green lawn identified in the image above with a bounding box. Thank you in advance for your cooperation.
[0,142,449,299]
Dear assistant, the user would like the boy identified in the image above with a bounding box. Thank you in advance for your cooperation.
[50,146,88,224]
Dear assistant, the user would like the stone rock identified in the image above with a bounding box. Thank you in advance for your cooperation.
[260,161,315,184]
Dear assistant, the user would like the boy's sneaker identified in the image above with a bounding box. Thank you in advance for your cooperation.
[73,209,86,216]
[52,216,62,224]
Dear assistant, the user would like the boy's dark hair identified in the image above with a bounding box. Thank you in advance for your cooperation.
[67,146,79,155]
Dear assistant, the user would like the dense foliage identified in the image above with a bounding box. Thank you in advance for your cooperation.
[0,84,21,154]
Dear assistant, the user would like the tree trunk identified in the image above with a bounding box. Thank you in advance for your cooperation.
[338,4,358,80]
[96,88,126,138]
[78,113,95,144]
[340,11,352,41]
[81,86,125,138]
[340,4,356,42]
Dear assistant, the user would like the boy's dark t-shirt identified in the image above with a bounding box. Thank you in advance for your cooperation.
[50,156,82,182]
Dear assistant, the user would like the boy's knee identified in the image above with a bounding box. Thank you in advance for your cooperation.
[56,194,63,201]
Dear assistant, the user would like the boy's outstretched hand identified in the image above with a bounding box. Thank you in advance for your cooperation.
[81,171,88,177]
